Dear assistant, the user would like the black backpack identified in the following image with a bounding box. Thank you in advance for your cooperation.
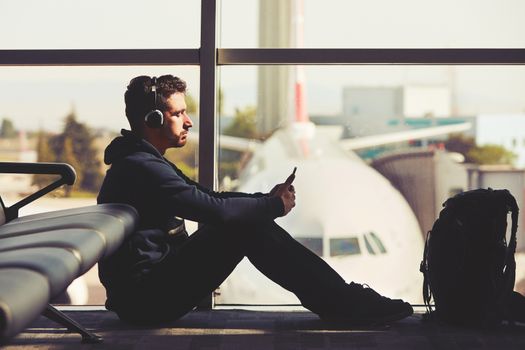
[420,188,519,326]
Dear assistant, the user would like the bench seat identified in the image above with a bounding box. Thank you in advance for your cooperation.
[0,229,106,273]
[0,204,138,343]
[0,162,139,344]
[0,268,50,342]
[0,248,81,297]
[0,204,137,257]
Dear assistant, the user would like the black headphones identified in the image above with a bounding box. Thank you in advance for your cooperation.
[144,77,164,128]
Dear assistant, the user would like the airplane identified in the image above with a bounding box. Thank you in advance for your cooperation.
[211,115,471,305]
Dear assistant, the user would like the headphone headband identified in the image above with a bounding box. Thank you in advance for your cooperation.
[144,76,164,128]
[151,76,157,92]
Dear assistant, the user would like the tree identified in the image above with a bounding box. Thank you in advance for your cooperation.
[445,133,516,166]
[33,130,57,189]
[57,111,103,194]
[0,118,17,138]
[33,110,103,196]
[35,130,54,163]
[444,133,476,159]
[217,88,224,116]
[467,144,517,166]
[185,93,198,115]
[61,136,83,196]
[223,106,258,139]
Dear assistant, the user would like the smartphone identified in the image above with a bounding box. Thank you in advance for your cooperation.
[285,166,297,185]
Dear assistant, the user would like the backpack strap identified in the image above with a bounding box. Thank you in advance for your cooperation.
[421,229,433,318]
[497,190,519,323]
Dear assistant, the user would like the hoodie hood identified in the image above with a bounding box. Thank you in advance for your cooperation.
[104,129,163,165]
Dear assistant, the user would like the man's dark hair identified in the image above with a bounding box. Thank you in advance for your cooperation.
[124,75,187,130]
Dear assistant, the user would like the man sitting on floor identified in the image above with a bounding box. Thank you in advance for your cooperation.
[97,74,413,325]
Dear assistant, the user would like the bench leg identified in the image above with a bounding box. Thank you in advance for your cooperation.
[43,304,103,343]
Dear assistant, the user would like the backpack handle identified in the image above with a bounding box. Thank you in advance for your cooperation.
[497,190,519,320]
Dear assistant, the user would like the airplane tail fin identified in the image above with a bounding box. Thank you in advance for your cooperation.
[292,0,308,124]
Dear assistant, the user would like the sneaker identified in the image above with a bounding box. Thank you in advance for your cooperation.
[320,282,413,326]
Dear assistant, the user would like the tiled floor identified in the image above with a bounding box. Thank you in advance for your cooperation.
[4,309,525,350]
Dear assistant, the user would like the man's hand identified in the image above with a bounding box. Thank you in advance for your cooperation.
[271,183,296,216]
[270,169,296,216]
[268,184,280,197]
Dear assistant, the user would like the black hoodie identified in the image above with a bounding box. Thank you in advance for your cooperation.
[97,129,283,296]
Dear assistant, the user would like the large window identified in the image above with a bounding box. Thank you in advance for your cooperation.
[215,64,525,306]
[220,0,525,48]
[0,1,201,49]
[1,0,524,307]
[0,66,200,305]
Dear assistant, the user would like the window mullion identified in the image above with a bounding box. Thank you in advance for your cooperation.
[218,48,525,65]
[0,49,199,66]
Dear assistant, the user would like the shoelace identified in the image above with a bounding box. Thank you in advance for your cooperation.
[349,282,381,297]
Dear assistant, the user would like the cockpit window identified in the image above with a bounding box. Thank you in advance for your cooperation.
[295,237,323,257]
[329,237,361,257]
[364,235,376,255]
[364,232,387,255]
[369,231,387,253]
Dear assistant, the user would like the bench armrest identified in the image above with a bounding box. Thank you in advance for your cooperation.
[0,162,76,221]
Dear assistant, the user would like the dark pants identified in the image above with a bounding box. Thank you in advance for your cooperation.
[114,221,348,324]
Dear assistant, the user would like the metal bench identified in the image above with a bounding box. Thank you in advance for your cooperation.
[0,162,138,344]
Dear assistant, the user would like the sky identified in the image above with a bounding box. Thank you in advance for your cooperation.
[0,0,524,132]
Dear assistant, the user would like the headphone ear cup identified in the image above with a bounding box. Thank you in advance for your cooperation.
[144,110,164,128]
